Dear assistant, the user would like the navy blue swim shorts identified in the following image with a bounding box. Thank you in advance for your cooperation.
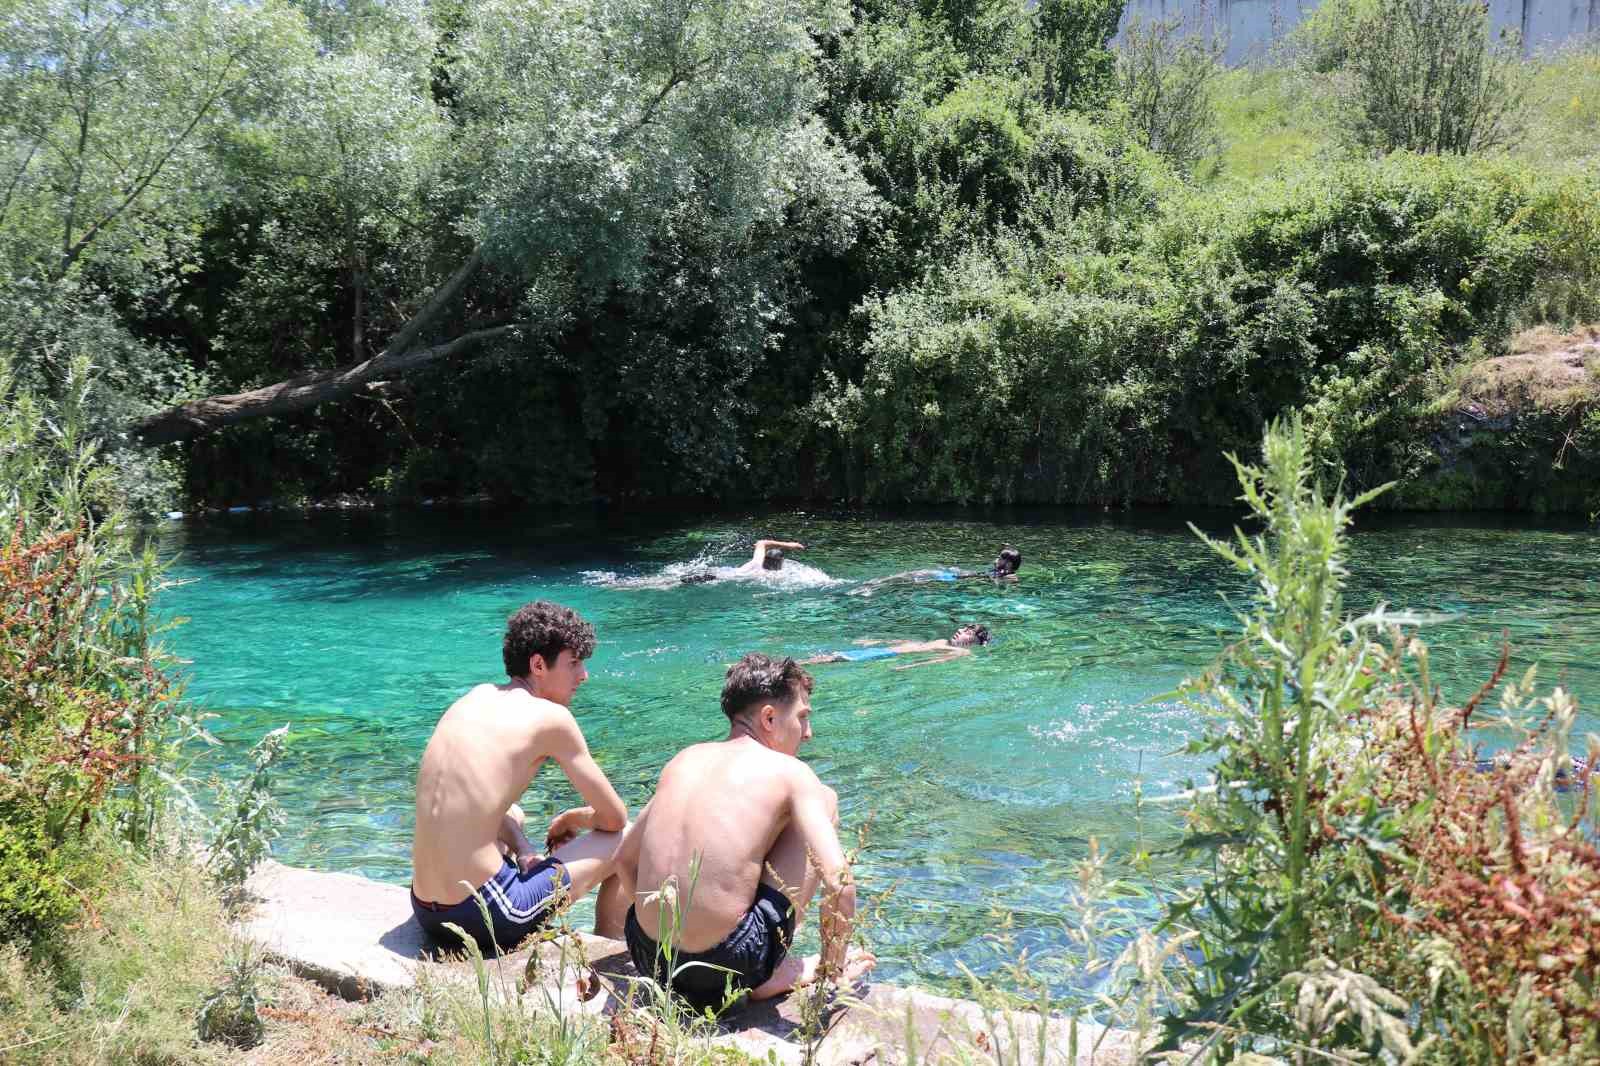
[624,881,796,1012]
[411,856,570,955]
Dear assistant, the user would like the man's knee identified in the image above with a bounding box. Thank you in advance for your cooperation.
[505,803,526,829]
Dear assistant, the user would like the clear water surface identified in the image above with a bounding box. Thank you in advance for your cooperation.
[155,508,1600,1000]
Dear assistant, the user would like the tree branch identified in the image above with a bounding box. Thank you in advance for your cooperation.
[132,322,516,446]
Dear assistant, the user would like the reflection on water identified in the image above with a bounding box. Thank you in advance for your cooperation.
[155,507,1600,999]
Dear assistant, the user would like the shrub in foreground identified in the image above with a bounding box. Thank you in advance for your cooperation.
[1153,416,1600,1063]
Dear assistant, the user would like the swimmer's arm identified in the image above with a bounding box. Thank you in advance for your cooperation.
[892,647,969,670]
[750,538,805,565]
[547,712,628,835]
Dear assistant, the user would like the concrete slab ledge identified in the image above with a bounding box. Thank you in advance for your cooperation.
[240,860,1138,1065]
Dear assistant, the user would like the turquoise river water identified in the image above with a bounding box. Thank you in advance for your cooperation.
[156,508,1600,1000]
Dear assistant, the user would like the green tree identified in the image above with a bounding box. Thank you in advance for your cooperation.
[133,0,874,449]
[1344,0,1528,155]
[1114,16,1223,174]
[0,0,311,284]
[1029,0,1121,112]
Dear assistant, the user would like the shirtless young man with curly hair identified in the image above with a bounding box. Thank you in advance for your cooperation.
[411,601,629,953]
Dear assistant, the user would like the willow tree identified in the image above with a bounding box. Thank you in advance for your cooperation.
[0,0,316,506]
[133,0,873,447]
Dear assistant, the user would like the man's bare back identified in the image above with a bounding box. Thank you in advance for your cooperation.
[410,602,630,951]
[629,738,818,951]
[412,683,580,904]
[616,653,874,1007]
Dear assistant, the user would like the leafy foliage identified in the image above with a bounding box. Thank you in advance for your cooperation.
[1114,16,1224,174]
[1151,417,1600,1064]
[0,0,1596,512]
[820,152,1599,505]
[1343,0,1530,155]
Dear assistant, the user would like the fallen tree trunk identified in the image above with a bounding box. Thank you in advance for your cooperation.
[132,248,497,447]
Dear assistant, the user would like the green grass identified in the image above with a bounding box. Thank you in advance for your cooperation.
[1522,43,1600,173]
[1202,42,1600,186]
[0,842,233,1065]
[1206,66,1336,184]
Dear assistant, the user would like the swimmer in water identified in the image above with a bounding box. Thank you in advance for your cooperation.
[737,538,807,575]
[672,538,808,586]
[801,624,991,670]
[849,546,1021,596]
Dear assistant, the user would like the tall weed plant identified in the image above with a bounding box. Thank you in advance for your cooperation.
[0,356,180,946]
[1152,415,1600,1063]
[1,359,284,949]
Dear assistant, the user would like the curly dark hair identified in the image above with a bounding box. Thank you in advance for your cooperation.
[721,653,814,720]
[502,601,596,678]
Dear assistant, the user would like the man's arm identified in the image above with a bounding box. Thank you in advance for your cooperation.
[544,711,628,847]
[497,803,538,869]
[893,646,970,670]
[788,773,856,979]
[750,538,805,567]
[612,799,651,886]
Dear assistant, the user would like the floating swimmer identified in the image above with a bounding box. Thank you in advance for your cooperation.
[738,538,808,575]
[801,623,991,670]
[849,546,1021,597]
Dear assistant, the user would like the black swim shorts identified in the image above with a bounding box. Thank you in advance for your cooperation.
[624,881,796,1012]
[411,855,570,955]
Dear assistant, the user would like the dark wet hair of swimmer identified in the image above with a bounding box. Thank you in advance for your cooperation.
[992,546,1021,577]
[762,547,785,571]
[951,624,991,646]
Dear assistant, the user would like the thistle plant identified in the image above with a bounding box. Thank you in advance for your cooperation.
[1152,415,1600,1064]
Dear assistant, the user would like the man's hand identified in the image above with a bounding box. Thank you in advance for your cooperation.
[544,806,592,852]
[515,849,545,875]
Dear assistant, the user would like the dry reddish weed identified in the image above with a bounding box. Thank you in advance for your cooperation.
[1339,644,1600,1059]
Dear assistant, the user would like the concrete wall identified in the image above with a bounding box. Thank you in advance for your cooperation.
[1117,0,1600,65]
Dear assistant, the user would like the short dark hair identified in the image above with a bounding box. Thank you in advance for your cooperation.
[502,601,596,677]
[721,653,813,720]
[995,547,1022,575]
[762,547,784,571]
[953,624,991,646]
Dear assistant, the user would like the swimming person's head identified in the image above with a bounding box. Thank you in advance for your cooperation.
[762,547,785,571]
[993,546,1021,577]
[950,624,991,647]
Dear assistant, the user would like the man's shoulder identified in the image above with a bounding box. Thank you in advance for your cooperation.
[740,742,820,786]
[443,684,575,730]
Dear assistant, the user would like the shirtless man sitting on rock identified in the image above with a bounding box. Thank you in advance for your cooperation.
[411,601,629,954]
[615,653,876,1011]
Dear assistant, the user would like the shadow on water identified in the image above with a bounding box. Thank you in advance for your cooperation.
[154,505,1600,1002]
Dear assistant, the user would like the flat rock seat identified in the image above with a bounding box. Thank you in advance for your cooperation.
[240,861,1135,1065]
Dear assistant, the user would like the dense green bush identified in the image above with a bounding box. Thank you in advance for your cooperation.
[1344,0,1528,156]
[818,152,1600,505]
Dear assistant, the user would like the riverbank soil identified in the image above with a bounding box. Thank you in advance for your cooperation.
[1459,325,1600,417]
[234,966,405,1065]
[1400,325,1600,510]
